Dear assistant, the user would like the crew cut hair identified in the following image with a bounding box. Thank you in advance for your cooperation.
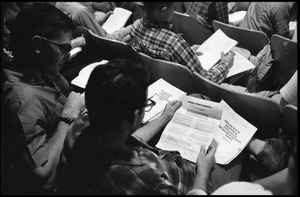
[85,57,149,130]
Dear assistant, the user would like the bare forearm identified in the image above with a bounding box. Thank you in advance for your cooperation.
[133,115,169,143]
[253,168,293,195]
[33,121,71,189]
[192,171,209,193]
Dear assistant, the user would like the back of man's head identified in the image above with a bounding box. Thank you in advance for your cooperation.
[85,58,149,130]
[143,2,173,12]
[10,3,75,64]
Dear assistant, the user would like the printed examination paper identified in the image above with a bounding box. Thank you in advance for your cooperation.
[156,95,223,163]
[155,95,257,165]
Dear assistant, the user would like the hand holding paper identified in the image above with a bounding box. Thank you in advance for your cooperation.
[196,29,237,71]
[220,51,235,69]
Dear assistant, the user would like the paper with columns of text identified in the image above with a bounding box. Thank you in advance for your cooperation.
[212,100,257,164]
[156,95,223,163]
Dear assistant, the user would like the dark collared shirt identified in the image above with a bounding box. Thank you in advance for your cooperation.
[130,18,230,84]
[3,69,68,169]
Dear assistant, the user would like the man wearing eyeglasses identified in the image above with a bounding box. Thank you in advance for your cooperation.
[67,57,251,195]
[3,3,86,194]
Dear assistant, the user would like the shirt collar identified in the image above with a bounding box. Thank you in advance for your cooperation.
[142,17,173,30]
[110,148,143,166]
[4,68,46,86]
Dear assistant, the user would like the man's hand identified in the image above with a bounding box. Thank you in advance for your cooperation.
[160,100,182,123]
[196,145,216,177]
[191,44,203,56]
[61,92,85,119]
[221,51,235,68]
[71,34,86,48]
[228,2,238,14]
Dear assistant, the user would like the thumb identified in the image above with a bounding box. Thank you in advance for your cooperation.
[200,145,206,154]
[194,51,203,56]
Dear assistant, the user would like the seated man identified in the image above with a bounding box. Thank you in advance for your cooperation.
[239,2,294,39]
[222,70,298,112]
[129,2,234,84]
[68,57,287,195]
[69,57,241,194]
[3,3,86,194]
[55,2,131,41]
[184,2,230,30]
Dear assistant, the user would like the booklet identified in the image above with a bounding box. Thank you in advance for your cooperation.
[102,7,132,34]
[143,78,186,124]
[71,60,108,89]
[156,95,223,163]
[196,29,238,71]
[155,95,257,165]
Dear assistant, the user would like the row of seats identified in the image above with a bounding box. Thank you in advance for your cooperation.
[167,10,297,91]
[68,26,296,141]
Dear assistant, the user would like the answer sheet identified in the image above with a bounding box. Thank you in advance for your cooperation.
[212,100,257,164]
[156,95,223,163]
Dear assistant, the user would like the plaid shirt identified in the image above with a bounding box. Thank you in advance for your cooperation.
[186,2,229,29]
[129,18,229,84]
[103,136,197,195]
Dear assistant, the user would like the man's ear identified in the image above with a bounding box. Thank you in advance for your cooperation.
[31,35,43,54]
[160,6,167,16]
[132,108,143,127]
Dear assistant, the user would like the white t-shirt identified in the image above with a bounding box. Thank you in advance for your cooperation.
[211,181,272,195]
[280,70,297,107]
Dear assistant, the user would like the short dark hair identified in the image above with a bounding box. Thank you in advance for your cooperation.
[85,58,149,130]
[10,3,75,64]
[143,2,174,13]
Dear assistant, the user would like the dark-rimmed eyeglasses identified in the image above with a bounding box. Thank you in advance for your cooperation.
[145,97,156,112]
[41,37,72,59]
